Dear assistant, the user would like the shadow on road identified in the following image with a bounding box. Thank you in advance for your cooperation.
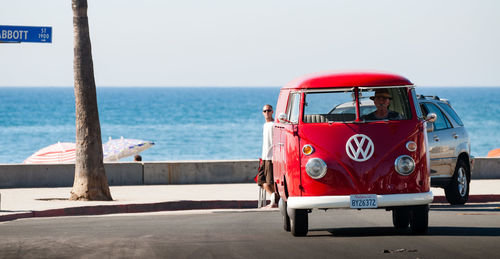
[307,226,500,237]
[427,226,500,236]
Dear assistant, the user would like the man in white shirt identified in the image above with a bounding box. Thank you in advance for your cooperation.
[257,104,278,208]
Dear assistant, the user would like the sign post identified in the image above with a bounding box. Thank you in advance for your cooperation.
[0,25,52,43]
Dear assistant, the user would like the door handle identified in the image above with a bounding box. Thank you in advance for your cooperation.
[452,133,459,139]
[433,136,439,142]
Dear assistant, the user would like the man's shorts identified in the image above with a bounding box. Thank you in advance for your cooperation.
[257,160,273,187]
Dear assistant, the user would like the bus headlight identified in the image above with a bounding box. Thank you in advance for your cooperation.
[395,155,415,175]
[305,158,327,179]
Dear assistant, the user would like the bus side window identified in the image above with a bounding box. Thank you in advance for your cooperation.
[287,93,301,124]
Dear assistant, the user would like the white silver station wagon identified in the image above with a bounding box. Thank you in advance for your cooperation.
[417,95,472,205]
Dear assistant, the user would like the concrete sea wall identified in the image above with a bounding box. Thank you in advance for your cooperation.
[0,160,258,188]
[470,158,500,179]
[0,159,498,188]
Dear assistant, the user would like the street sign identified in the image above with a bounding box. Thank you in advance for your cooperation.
[0,25,52,43]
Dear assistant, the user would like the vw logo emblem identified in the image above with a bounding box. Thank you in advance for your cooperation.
[346,134,374,162]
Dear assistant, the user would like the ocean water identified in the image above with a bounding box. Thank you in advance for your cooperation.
[0,86,498,163]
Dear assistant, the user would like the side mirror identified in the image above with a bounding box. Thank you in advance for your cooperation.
[425,113,437,123]
[425,113,437,132]
[278,113,291,124]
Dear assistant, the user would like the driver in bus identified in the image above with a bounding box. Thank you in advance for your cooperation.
[363,89,402,120]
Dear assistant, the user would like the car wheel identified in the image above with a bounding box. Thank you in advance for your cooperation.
[409,205,429,234]
[280,199,291,232]
[445,159,470,205]
[283,214,291,232]
[392,207,410,230]
[290,209,308,237]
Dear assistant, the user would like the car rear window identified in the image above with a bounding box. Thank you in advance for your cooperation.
[437,102,464,126]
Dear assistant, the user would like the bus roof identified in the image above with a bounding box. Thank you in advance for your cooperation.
[283,71,413,90]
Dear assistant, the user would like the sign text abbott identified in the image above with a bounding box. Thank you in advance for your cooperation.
[0,25,52,43]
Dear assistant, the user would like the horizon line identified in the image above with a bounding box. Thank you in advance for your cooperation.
[1,85,500,88]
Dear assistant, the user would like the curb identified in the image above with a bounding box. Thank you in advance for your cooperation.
[1,195,499,223]
[432,194,500,204]
[0,200,257,223]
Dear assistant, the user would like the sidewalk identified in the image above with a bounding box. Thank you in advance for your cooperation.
[1,180,499,222]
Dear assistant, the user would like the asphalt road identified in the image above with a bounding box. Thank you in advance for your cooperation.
[1,203,499,258]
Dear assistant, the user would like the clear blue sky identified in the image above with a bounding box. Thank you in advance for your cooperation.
[1,0,499,87]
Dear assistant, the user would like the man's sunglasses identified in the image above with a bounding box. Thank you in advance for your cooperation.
[263,110,273,113]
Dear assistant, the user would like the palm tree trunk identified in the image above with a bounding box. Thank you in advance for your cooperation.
[70,0,112,201]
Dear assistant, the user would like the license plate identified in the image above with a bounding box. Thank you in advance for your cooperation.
[350,194,378,208]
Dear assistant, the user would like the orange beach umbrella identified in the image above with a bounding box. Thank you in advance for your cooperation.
[487,148,500,158]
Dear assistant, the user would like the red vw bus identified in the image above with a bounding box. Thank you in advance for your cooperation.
[273,72,433,236]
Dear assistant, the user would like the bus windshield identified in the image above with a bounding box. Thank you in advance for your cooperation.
[303,87,412,123]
